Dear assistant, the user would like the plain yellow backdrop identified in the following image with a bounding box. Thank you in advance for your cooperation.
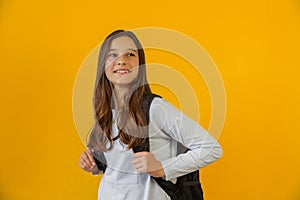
[1,0,300,200]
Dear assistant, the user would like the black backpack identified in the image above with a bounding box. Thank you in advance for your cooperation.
[93,93,204,200]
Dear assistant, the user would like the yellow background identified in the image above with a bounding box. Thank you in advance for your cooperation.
[1,0,300,200]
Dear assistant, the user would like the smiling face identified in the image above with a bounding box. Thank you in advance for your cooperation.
[105,36,139,86]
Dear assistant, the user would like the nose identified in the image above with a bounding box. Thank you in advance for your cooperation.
[117,55,126,65]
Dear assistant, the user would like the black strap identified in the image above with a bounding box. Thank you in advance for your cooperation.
[93,150,107,173]
[133,93,204,200]
[93,93,160,172]
[132,94,183,200]
[132,93,161,152]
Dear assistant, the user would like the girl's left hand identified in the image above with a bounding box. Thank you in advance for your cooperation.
[133,152,165,178]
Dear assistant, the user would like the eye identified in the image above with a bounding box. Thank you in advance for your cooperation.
[108,53,118,57]
[127,52,136,57]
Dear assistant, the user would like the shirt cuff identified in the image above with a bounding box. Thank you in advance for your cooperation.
[161,157,178,182]
[91,170,103,176]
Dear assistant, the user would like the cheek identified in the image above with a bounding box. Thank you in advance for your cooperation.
[104,69,110,80]
[104,62,114,78]
[133,66,140,77]
[105,59,115,70]
[127,58,139,67]
[126,57,139,67]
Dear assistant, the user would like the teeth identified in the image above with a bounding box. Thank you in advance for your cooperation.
[114,69,130,73]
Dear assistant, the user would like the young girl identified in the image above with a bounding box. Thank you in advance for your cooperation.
[78,30,222,200]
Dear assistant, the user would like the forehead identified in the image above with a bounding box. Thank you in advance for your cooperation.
[110,36,137,50]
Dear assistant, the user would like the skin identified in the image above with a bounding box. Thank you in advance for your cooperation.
[78,36,165,178]
[78,150,99,174]
[105,36,140,87]
[105,36,140,109]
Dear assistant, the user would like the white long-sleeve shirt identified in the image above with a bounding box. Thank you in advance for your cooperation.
[97,97,222,200]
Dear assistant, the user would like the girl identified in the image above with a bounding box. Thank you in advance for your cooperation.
[78,30,222,200]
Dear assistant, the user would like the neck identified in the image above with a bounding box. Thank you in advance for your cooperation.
[112,85,131,110]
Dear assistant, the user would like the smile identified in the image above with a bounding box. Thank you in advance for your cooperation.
[113,69,132,74]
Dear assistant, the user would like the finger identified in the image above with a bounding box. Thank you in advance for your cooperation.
[79,161,96,172]
[79,160,90,170]
[132,156,144,165]
[79,161,88,169]
[134,163,145,172]
[82,152,94,168]
[133,152,149,158]
[85,150,96,166]
[133,162,144,170]
[80,158,97,169]
[78,160,84,168]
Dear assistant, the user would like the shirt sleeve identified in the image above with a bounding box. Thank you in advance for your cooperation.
[149,97,223,181]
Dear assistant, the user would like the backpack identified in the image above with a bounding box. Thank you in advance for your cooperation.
[93,93,204,200]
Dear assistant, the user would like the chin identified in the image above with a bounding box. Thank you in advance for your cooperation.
[114,78,140,88]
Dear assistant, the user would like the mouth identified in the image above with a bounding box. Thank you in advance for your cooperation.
[113,69,132,74]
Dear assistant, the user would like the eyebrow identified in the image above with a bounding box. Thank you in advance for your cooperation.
[109,48,138,52]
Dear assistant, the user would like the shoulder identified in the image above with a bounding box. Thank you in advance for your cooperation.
[151,97,171,110]
[149,97,182,120]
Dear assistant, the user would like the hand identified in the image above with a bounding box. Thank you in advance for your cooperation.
[78,150,100,174]
[132,152,165,178]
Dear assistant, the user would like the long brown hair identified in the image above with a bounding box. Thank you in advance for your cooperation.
[87,30,152,152]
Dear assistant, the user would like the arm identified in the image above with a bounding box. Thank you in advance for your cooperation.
[150,98,223,181]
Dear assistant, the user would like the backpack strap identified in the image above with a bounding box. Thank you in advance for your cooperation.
[93,150,107,173]
[93,93,160,173]
[132,93,182,199]
[134,93,204,200]
[132,93,161,152]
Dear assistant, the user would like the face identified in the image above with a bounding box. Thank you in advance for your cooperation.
[105,36,139,86]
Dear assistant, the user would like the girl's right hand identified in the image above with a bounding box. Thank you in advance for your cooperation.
[78,150,100,174]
